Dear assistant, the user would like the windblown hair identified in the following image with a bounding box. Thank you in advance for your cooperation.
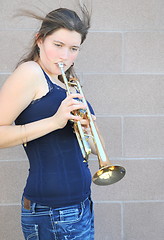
[16,6,91,81]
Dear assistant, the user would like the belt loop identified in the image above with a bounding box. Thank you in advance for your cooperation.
[81,197,87,209]
[31,203,36,214]
[81,200,84,209]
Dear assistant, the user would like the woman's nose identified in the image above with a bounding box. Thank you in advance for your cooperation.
[59,48,69,60]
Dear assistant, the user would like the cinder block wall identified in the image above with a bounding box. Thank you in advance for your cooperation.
[0,1,164,239]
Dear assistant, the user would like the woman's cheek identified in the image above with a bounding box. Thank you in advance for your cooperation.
[72,52,79,62]
[46,48,58,61]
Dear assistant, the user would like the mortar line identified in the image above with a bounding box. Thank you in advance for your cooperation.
[121,32,125,73]
[93,200,164,203]
[121,202,124,240]
[1,200,164,206]
[1,28,164,33]
[1,72,164,75]
[83,72,164,75]
[96,114,164,117]
[121,116,124,158]
[1,157,163,162]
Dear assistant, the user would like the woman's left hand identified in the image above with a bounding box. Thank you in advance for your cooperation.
[80,114,96,134]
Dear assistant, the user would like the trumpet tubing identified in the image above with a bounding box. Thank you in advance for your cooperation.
[58,62,126,186]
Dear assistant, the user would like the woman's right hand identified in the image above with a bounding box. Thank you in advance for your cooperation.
[52,93,87,129]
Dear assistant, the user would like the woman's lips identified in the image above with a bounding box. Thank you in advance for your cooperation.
[55,62,66,67]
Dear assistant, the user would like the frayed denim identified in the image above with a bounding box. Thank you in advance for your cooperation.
[21,197,94,240]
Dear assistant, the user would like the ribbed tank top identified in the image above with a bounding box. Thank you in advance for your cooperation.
[15,69,94,208]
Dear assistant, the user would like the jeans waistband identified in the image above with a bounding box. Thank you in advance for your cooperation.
[22,196,90,214]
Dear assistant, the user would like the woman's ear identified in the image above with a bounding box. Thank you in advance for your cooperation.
[35,33,42,48]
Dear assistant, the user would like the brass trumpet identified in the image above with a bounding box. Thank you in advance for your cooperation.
[58,62,126,186]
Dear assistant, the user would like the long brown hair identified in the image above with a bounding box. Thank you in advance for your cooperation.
[16,6,91,81]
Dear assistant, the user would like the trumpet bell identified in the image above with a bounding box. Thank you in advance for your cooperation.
[92,165,126,186]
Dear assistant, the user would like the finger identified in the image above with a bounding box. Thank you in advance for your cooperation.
[83,127,90,133]
[66,93,83,101]
[64,98,86,109]
[80,119,89,126]
[70,98,86,107]
[68,103,87,112]
[70,114,82,122]
[92,114,96,121]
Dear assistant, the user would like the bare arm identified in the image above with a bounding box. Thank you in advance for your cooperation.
[0,62,86,148]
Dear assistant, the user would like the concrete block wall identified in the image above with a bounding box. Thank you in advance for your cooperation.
[0,0,164,239]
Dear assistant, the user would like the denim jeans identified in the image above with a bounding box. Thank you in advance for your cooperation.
[21,197,94,240]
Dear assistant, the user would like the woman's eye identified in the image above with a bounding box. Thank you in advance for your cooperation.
[71,47,79,52]
[55,43,62,47]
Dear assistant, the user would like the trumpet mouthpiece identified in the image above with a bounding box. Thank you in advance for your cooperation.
[58,62,64,68]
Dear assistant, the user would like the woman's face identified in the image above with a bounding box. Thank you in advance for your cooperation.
[37,28,81,78]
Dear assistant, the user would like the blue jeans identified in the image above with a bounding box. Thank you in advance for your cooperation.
[21,197,94,240]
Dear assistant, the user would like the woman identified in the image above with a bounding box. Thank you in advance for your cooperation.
[0,7,96,240]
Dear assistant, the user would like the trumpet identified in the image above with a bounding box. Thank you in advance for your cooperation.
[58,62,126,186]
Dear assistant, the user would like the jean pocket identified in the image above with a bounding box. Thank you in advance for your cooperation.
[21,222,39,240]
[58,206,83,223]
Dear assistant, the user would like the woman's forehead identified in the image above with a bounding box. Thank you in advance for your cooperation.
[47,28,82,45]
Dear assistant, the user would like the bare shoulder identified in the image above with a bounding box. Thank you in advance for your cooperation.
[0,61,42,125]
[13,61,42,80]
[17,61,41,72]
[1,61,43,98]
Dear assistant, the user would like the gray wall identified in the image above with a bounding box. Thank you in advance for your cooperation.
[0,0,164,239]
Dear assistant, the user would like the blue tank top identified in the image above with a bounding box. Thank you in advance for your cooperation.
[15,69,94,208]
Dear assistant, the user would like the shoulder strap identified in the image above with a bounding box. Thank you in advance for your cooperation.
[41,68,54,90]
